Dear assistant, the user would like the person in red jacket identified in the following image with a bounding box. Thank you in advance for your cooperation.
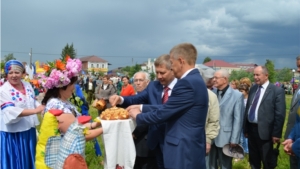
[120,76,135,96]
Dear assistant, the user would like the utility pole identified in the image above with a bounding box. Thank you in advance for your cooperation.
[29,48,32,69]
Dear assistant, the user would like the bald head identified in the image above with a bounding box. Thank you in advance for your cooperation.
[253,66,269,85]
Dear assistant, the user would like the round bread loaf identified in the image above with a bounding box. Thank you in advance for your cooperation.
[100,107,129,120]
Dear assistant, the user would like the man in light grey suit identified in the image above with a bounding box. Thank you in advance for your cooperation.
[284,55,300,169]
[209,69,245,169]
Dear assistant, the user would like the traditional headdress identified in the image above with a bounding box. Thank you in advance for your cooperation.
[39,55,82,89]
[4,60,25,74]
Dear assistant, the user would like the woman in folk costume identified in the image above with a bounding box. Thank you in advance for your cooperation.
[35,57,103,169]
[0,60,45,169]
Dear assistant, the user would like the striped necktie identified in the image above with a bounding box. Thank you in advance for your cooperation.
[162,87,170,104]
[248,86,262,122]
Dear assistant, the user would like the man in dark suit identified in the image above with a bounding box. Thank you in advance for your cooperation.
[244,66,286,169]
[283,55,300,169]
[110,54,177,169]
[128,43,208,169]
[130,71,153,169]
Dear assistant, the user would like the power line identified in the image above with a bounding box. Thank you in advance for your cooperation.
[1,51,157,58]
[1,50,299,58]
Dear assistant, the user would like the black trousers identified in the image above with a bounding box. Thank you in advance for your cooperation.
[133,137,158,169]
[154,145,164,169]
[289,155,299,169]
[248,124,274,169]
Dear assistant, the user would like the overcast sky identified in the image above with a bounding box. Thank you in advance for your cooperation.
[1,0,300,69]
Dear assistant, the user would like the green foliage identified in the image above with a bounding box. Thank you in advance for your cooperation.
[121,66,131,74]
[69,95,84,112]
[150,72,156,80]
[0,62,4,71]
[97,71,105,77]
[61,43,76,60]
[1,53,16,70]
[84,107,105,169]
[121,64,141,77]
[91,69,96,76]
[229,70,254,82]
[3,53,16,62]
[265,59,276,83]
[203,57,212,64]
[276,68,293,82]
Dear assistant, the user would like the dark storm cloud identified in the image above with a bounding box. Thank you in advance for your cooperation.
[1,0,300,69]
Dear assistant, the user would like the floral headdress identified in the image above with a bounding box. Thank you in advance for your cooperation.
[38,55,82,89]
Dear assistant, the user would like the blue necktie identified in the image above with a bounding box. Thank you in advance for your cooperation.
[248,86,262,122]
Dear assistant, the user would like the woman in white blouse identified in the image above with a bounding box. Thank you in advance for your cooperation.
[0,60,45,169]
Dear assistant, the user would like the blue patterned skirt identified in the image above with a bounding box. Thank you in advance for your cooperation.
[0,128,37,169]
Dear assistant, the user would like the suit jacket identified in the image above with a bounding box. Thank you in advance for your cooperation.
[244,83,286,140]
[122,80,165,150]
[285,85,300,139]
[96,84,117,108]
[124,91,158,158]
[206,89,220,144]
[214,86,245,148]
[288,110,300,158]
[136,69,208,169]
[96,84,116,100]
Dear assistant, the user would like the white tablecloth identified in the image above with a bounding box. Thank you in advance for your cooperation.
[101,119,136,169]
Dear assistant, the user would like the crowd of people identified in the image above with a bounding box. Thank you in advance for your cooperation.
[0,43,299,169]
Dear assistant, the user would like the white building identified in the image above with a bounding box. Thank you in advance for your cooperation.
[79,55,110,74]
[141,58,156,73]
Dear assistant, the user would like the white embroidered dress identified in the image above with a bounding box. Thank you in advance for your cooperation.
[0,81,40,132]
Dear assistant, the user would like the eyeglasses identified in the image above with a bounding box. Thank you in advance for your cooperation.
[134,79,145,82]
[213,76,225,80]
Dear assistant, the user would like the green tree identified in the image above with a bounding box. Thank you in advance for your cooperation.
[150,72,156,80]
[265,59,276,83]
[0,62,4,71]
[61,43,76,60]
[203,57,211,64]
[96,71,105,77]
[91,69,95,76]
[275,67,293,82]
[121,66,131,74]
[3,53,16,62]
[1,53,16,71]
[229,70,254,82]
[121,64,141,77]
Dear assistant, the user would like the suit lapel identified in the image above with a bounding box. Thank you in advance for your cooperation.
[291,97,300,110]
[248,85,257,104]
[260,84,272,103]
[220,87,232,106]
[156,83,163,104]
[291,85,300,107]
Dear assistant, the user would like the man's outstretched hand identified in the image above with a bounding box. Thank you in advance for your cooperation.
[109,94,121,107]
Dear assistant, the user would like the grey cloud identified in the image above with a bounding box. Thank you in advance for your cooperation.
[1,0,299,69]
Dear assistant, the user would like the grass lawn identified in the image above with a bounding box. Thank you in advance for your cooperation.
[38,94,294,169]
